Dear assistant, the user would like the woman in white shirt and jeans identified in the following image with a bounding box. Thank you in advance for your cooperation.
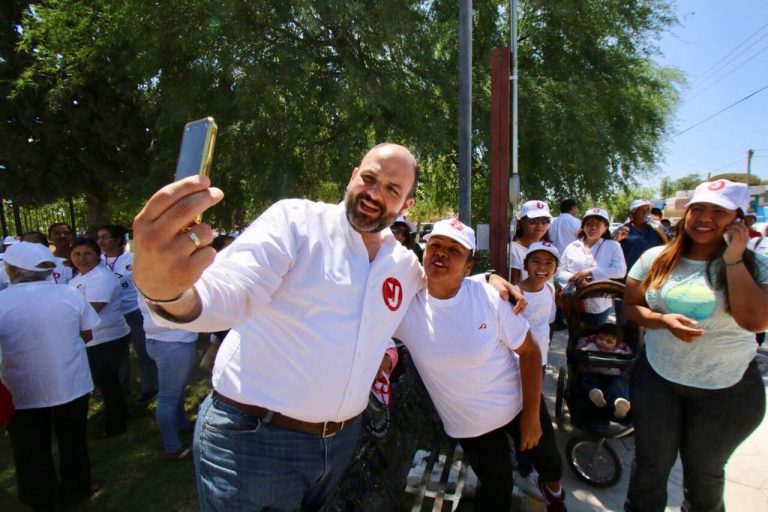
[557,208,627,326]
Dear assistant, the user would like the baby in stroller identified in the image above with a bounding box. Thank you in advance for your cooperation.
[579,323,631,419]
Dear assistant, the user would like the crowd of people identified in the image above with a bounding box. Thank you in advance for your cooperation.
[0,143,766,512]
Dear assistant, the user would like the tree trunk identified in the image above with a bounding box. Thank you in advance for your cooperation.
[84,181,113,229]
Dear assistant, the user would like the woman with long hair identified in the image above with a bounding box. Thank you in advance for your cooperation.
[623,180,768,511]
[69,237,131,437]
[97,224,158,403]
[508,200,552,284]
[556,208,626,326]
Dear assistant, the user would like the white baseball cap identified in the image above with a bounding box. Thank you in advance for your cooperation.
[685,179,750,212]
[393,216,416,232]
[525,241,560,263]
[424,218,476,252]
[629,199,652,212]
[2,241,56,271]
[519,200,552,219]
[583,207,610,222]
[2,236,19,246]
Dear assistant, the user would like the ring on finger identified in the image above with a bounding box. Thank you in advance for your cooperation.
[185,230,202,249]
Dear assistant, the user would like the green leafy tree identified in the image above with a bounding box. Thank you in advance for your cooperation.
[672,173,702,191]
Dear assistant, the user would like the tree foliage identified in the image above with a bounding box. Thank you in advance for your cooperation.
[1,0,680,228]
[672,172,702,191]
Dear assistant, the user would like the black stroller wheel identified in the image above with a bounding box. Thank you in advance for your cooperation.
[555,366,567,429]
[566,433,622,488]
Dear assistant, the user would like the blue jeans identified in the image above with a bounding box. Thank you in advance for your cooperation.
[194,393,362,511]
[581,308,611,328]
[145,339,196,454]
[582,372,629,410]
[625,349,765,512]
[125,309,158,395]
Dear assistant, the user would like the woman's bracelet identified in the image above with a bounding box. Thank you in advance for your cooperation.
[724,259,743,267]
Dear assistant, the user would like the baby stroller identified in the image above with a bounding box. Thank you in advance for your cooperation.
[554,280,636,488]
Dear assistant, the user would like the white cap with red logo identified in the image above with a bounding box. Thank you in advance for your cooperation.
[525,241,560,263]
[686,179,749,212]
[2,236,19,246]
[519,200,552,219]
[424,218,476,251]
[583,207,610,222]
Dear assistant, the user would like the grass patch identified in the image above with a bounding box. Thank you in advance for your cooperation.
[0,341,213,511]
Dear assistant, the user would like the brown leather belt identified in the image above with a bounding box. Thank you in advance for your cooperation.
[212,391,358,438]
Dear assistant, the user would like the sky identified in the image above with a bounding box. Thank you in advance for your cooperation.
[653,0,768,183]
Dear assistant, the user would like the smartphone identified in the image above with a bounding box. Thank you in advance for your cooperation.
[174,117,218,182]
[723,218,742,245]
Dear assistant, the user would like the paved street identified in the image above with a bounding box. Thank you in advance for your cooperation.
[526,330,768,512]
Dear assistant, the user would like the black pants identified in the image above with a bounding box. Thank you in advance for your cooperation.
[8,394,91,510]
[87,335,130,435]
[625,350,765,512]
[458,396,563,511]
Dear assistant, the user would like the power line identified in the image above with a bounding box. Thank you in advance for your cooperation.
[687,41,768,101]
[689,20,768,89]
[675,82,768,136]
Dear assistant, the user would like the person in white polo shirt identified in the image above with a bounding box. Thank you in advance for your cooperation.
[394,219,566,511]
[131,143,427,511]
[69,237,131,438]
[0,242,101,510]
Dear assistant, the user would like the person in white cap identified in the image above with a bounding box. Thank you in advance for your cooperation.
[390,215,423,262]
[614,198,668,273]
[623,179,768,511]
[395,218,567,512]
[508,200,553,284]
[556,208,627,326]
[0,242,101,509]
[0,236,20,291]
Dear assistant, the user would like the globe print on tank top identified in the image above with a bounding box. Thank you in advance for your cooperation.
[646,258,717,321]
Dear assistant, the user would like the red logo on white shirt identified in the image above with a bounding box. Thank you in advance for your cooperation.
[382,278,403,311]
[125,264,132,271]
[479,323,487,330]
[708,180,725,191]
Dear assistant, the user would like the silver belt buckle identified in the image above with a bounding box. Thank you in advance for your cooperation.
[322,420,343,438]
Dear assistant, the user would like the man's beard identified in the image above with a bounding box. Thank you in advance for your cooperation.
[344,190,398,233]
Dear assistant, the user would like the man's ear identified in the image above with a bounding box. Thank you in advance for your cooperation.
[399,197,415,217]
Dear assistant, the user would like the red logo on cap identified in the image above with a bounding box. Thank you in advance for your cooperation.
[536,202,544,209]
[708,180,726,191]
[382,278,403,311]
[541,242,552,247]
[126,264,132,271]
[592,208,600,213]
[449,219,463,230]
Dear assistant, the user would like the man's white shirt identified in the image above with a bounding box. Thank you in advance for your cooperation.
[149,200,423,423]
[394,279,529,438]
[549,213,581,255]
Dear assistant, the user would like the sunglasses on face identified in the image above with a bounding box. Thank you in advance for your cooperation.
[390,226,409,236]
[526,218,550,225]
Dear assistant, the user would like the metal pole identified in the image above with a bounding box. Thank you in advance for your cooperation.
[747,148,755,209]
[509,0,520,211]
[458,0,472,225]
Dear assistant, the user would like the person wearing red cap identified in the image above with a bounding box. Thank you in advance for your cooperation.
[623,179,768,511]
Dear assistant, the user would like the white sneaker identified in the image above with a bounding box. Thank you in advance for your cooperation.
[589,388,606,407]
[514,469,544,501]
[614,398,631,419]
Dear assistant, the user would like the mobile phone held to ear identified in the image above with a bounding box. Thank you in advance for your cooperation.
[174,117,218,182]
[723,218,742,245]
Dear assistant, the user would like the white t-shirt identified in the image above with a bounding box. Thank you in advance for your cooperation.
[549,213,581,255]
[557,239,627,313]
[51,256,74,285]
[138,298,197,343]
[150,199,424,423]
[629,245,768,388]
[0,265,9,291]
[394,279,530,438]
[522,284,556,365]
[69,265,130,346]
[508,241,529,282]
[749,236,768,257]
[101,251,139,314]
[0,281,99,408]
